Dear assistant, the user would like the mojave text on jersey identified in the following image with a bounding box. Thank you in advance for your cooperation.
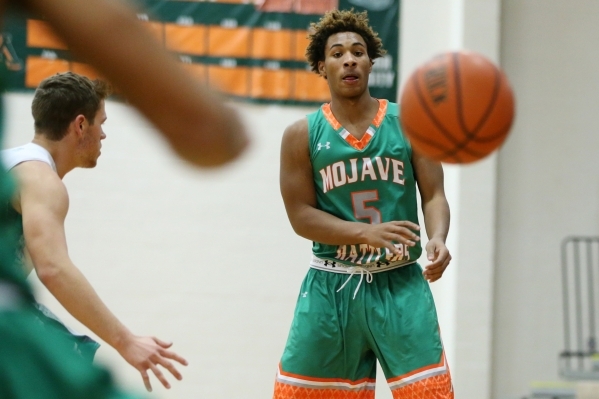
[319,156,406,193]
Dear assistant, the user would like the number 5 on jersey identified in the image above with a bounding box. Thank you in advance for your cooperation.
[352,190,381,224]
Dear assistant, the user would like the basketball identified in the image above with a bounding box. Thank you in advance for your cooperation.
[399,51,515,163]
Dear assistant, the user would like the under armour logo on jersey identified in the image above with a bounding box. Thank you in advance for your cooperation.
[317,142,331,151]
[301,292,308,298]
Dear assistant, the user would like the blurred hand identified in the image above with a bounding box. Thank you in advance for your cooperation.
[167,101,250,168]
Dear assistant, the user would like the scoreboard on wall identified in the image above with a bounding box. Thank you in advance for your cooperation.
[1,0,399,106]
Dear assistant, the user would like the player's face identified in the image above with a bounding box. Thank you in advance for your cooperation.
[79,100,107,168]
[319,32,372,97]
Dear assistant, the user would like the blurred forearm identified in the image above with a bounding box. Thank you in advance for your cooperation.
[24,0,249,166]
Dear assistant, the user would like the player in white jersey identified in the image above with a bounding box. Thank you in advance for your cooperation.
[3,73,186,391]
[2,142,102,360]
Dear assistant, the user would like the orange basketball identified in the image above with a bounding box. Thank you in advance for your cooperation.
[400,51,515,163]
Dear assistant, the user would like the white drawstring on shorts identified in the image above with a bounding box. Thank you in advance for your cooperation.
[336,266,374,299]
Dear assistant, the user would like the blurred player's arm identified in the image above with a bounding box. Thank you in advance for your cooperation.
[412,149,451,282]
[280,118,419,255]
[13,161,187,392]
[19,0,249,167]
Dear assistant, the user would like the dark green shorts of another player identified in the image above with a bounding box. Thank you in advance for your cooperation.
[0,302,142,399]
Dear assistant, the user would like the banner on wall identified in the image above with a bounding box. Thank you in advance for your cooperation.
[0,0,399,105]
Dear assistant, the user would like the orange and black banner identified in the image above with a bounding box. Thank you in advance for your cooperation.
[1,0,399,105]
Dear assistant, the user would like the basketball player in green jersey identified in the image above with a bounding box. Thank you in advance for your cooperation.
[0,0,249,397]
[273,10,453,399]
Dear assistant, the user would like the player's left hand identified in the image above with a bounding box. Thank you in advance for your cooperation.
[117,335,188,392]
[422,237,451,282]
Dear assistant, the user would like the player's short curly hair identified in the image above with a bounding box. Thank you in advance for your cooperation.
[306,9,386,74]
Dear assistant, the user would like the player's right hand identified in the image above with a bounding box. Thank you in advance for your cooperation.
[361,221,420,255]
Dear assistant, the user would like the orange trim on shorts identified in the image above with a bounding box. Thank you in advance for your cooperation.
[386,351,446,384]
[387,352,453,399]
[390,373,453,399]
[273,380,375,399]
[278,364,375,386]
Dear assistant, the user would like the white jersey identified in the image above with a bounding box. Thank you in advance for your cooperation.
[1,142,56,172]
[1,143,93,341]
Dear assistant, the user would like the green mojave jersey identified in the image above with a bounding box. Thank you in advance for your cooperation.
[308,99,422,266]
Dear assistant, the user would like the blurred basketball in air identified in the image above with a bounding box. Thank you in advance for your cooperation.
[399,51,515,163]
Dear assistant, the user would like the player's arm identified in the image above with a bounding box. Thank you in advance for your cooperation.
[19,0,248,167]
[280,119,419,254]
[14,161,186,392]
[412,149,451,282]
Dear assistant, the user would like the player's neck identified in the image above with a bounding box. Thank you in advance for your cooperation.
[31,136,76,179]
[329,93,379,127]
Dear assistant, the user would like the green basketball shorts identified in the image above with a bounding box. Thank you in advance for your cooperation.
[273,263,453,399]
[31,302,100,362]
[0,302,142,399]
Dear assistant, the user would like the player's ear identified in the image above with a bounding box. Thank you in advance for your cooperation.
[318,61,327,79]
[74,114,86,136]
